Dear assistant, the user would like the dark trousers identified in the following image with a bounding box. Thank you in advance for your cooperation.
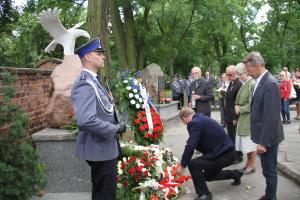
[86,159,118,200]
[188,150,236,195]
[226,122,243,161]
[219,99,225,124]
[173,96,181,109]
[260,144,279,200]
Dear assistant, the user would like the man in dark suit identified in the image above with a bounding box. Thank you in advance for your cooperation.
[204,71,216,107]
[190,67,214,117]
[243,52,284,200]
[72,38,127,200]
[224,65,243,163]
[176,107,243,200]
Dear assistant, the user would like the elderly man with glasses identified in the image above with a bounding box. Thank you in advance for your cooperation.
[224,65,243,164]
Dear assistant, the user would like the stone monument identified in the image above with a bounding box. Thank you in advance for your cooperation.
[38,7,90,127]
[142,63,163,103]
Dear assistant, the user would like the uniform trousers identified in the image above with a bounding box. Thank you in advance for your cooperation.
[188,150,236,195]
[86,158,118,200]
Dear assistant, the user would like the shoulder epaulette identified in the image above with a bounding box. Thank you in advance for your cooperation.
[79,74,87,81]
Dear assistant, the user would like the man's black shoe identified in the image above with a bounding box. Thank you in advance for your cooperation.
[194,193,212,200]
[231,170,243,186]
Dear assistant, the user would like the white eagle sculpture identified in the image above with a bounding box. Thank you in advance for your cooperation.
[38,7,90,55]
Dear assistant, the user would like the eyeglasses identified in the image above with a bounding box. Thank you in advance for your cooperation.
[226,73,235,77]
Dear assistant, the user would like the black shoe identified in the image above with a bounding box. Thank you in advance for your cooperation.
[194,193,213,200]
[286,120,291,124]
[231,170,243,186]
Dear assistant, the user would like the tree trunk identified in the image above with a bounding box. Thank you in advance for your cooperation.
[123,2,137,71]
[110,0,127,69]
[87,0,111,78]
[137,6,151,71]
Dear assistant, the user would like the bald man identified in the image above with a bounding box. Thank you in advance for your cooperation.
[224,65,243,164]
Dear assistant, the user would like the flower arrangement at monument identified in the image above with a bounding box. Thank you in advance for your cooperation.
[160,97,172,104]
[133,108,164,146]
[116,72,164,146]
[117,143,190,200]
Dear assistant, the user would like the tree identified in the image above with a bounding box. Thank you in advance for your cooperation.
[87,0,111,78]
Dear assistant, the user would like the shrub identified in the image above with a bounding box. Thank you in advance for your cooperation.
[0,71,46,200]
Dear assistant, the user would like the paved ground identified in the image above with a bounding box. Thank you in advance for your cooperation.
[33,109,300,200]
[163,110,300,200]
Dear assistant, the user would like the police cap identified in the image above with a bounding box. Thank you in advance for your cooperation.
[75,37,106,58]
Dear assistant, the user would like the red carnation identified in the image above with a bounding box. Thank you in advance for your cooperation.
[135,119,140,124]
[144,133,149,138]
[137,166,143,173]
[134,174,140,182]
[123,181,128,187]
[148,133,153,138]
[141,111,146,115]
[144,124,149,129]
[139,126,145,131]
[142,117,147,122]
[144,170,149,176]
[121,162,126,170]
[128,156,136,163]
[137,113,143,118]
[129,167,136,175]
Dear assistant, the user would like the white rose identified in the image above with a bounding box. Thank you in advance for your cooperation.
[135,94,140,99]
[133,89,138,93]
[123,80,128,84]
[139,98,143,103]
[135,104,141,109]
[126,86,131,90]
[129,93,134,98]
[130,99,136,105]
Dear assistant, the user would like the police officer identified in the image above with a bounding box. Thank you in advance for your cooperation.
[72,37,126,200]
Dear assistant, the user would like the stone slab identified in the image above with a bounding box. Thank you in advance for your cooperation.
[32,128,91,193]
[156,101,179,121]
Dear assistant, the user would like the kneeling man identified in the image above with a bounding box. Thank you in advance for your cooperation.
[176,107,243,200]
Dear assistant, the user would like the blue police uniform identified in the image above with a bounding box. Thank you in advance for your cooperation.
[71,38,120,200]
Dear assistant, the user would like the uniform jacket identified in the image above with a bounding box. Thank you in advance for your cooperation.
[180,114,234,167]
[190,78,214,115]
[225,78,242,122]
[71,70,120,161]
[251,72,284,146]
[235,79,254,136]
[171,81,181,97]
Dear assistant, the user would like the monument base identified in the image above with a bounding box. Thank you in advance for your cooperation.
[32,128,91,193]
[156,101,179,121]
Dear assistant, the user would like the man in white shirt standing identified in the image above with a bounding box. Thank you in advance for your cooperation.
[243,52,284,200]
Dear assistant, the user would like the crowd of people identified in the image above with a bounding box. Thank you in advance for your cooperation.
[171,64,300,124]
[175,52,299,200]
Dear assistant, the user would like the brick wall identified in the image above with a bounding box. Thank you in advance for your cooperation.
[0,67,52,134]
